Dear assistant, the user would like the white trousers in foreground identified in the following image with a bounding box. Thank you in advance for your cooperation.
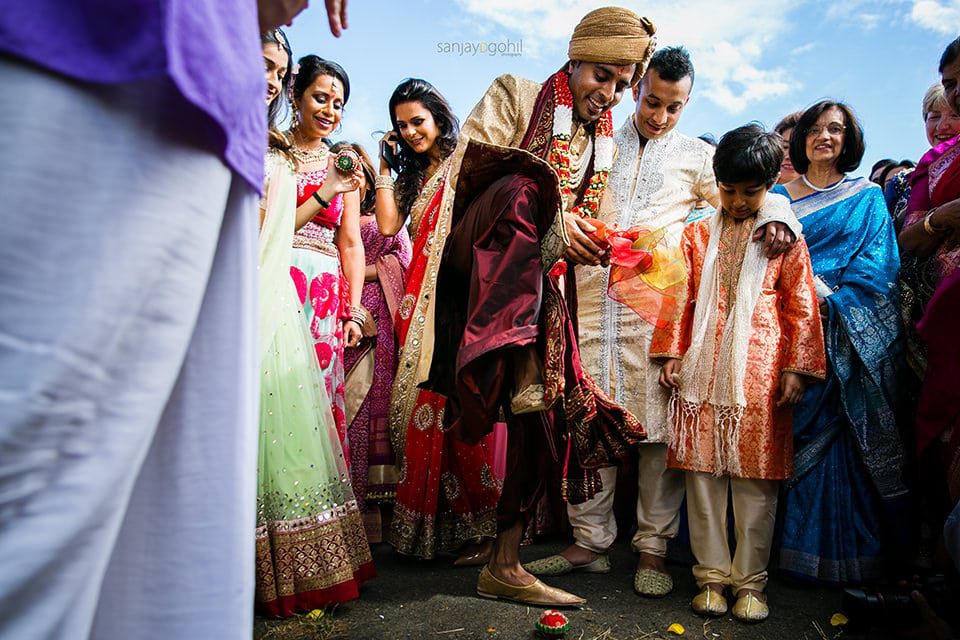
[568,443,685,555]
[685,472,779,592]
[0,58,258,640]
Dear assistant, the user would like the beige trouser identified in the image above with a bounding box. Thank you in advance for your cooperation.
[568,443,685,556]
[686,472,779,592]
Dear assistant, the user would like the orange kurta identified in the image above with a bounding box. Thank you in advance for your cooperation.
[650,213,826,480]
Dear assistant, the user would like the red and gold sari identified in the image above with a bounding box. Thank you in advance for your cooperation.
[386,160,500,558]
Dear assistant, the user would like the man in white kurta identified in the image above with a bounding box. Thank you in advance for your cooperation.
[525,48,714,596]
[525,47,797,597]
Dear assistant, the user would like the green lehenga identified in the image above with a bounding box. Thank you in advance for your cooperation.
[255,152,374,617]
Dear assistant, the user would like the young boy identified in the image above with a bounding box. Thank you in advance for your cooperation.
[650,124,826,622]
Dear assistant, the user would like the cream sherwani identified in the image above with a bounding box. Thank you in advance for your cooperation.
[569,119,718,555]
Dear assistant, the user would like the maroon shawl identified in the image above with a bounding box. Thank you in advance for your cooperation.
[426,74,645,504]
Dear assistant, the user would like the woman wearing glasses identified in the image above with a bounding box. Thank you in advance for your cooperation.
[772,100,907,583]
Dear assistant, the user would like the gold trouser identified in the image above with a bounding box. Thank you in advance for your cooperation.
[685,472,779,592]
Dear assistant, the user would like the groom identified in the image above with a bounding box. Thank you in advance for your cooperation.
[408,6,657,606]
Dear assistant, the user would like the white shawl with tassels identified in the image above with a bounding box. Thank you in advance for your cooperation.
[670,192,800,475]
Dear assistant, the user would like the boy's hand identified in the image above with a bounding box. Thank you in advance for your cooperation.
[777,371,806,407]
[659,358,682,389]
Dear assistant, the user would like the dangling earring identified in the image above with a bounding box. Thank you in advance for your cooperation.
[291,103,301,129]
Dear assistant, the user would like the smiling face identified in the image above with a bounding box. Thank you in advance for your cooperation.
[393,101,441,157]
[632,68,692,141]
[804,106,846,169]
[566,61,635,123]
[262,42,288,106]
[294,73,344,139]
[925,98,960,146]
[718,180,769,220]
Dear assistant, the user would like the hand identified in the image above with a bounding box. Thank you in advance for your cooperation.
[906,590,953,640]
[562,214,605,266]
[930,197,960,236]
[257,0,310,33]
[777,372,806,407]
[324,0,349,37]
[658,358,682,389]
[323,155,363,196]
[343,319,362,348]
[379,131,399,173]
[753,221,796,259]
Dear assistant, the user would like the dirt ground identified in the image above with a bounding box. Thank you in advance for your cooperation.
[255,540,897,640]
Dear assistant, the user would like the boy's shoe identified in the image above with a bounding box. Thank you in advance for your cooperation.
[732,591,769,622]
[692,584,727,616]
[633,568,673,597]
[523,553,611,577]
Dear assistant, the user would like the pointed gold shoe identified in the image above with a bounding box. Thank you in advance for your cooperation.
[476,566,586,607]
[732,591,769,622]
[691,585,727,616]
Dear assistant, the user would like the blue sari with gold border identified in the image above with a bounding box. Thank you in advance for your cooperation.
[773,178,907,583]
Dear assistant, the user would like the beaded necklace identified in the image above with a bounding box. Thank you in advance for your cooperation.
[547,71,614,219]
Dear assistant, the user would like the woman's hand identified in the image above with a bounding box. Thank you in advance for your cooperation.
[930,197,960,235]
[777,371,806,407]
[379,131,399,175]
[343,319,362,348]
[658,358,682,389]
[323,156,363,196]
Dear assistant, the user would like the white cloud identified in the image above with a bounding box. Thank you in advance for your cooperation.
[453,0,797,113]
[910,0,960,33]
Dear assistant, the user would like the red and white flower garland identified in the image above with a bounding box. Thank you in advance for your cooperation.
[547,71,614,220]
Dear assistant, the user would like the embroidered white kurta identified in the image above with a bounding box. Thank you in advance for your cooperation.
[576,120,718,442]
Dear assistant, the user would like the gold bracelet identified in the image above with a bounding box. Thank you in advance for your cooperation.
[924,208,942,236]
[375,174,395,191]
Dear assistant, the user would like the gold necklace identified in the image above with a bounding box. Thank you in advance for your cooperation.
[287,130,329,165]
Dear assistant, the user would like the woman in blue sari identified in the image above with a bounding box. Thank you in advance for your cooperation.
[773,100,907,583]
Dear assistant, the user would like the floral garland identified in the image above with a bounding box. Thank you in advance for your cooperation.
[547,71,614,220]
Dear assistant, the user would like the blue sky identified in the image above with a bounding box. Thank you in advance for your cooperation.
[287,0,959,176]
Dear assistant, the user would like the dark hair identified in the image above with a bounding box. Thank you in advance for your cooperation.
[939,36,960,73]
[647,46,695,86]
[389,78,460,217]
[877,159,916,186]
[293,55,351,105]
[698,133,717,147]
[870,158,895,181]
[262,30,292,129]
[330,141,377,213]
[262,30,293,154]
[713,123,784,188]
[773,111,803,135]
[789,100,865,175]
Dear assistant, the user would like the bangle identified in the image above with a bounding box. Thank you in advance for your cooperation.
[375,174,395,191]
[924,208,942,236]
[349,306,368,327]
[313,191,331,209]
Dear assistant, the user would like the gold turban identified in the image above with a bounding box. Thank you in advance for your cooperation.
[567,6,657,85]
